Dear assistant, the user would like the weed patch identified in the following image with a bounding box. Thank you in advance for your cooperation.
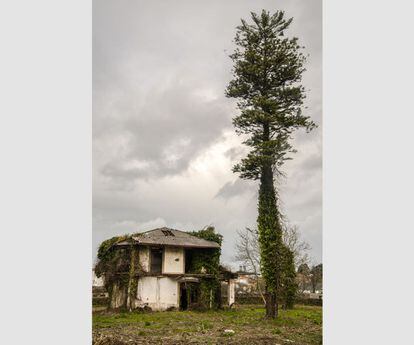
[93,304,322,344]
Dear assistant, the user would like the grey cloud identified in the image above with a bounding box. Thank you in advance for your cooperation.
[288,151,322,183]
[93,0,322,265]
[215,179,257,200]
[224,146,245,161]
[102,82,232,181]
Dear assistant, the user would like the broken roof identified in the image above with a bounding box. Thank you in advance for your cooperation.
[117,227,220,249]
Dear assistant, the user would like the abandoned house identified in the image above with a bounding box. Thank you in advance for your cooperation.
[94,227,236,311]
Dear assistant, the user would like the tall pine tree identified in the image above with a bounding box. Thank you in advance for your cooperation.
[226,10,315,318]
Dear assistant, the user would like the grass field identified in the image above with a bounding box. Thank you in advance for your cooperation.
[93,304,322,344]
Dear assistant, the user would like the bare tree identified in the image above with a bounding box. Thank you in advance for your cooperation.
[282,223,311,268]
[234,227,266,303]
[235,224,310,282]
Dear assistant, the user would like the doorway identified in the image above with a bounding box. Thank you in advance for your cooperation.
[179,283,188,310]
[179,282,199,310]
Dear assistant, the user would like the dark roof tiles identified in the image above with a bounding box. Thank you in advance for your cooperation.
[117,227,220,249]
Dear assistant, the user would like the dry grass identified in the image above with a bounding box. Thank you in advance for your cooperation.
[93,304,322,344]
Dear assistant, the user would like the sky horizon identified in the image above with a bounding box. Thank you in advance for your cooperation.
[93,0,322,268]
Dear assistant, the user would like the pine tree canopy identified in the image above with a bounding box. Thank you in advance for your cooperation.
[226,10,316,180]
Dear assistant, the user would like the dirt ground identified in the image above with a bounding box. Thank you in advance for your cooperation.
[92,304,322,345]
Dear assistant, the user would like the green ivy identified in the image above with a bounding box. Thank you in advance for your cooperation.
[94,227,224,310]
[188,227,223,309]
[95,235,132,304]
[280,246,297,309]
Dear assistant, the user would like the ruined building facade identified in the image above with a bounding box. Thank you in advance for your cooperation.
[97,227,236,311]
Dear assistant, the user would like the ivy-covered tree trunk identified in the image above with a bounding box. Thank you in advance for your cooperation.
[226,10,316,319]
[281,246,297,309]
[258,150,283,317]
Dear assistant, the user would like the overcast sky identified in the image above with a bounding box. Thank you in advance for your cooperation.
[93,0,322,268]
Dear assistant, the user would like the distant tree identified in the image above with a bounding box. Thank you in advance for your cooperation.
[226,10,315,318]
[296,263,311,293]
[310,263,323,293]
[235,225,309,308]
[297,263,310,274]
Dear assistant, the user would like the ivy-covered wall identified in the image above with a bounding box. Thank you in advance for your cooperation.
[94,227,223,310]
[94,235,140,310]
[188,227,223,309]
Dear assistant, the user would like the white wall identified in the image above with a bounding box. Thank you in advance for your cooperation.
[134,246,182,310]
[228,279,235,306]
[159,277,179,306]
[137,276,157,305]
[136,276,178,311]
[163,247,184,274]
